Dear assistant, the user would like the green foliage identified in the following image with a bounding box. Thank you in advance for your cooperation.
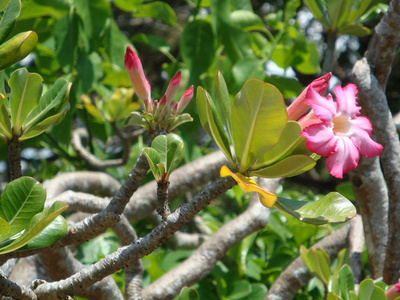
[0,68,70,141]
[0,177,68,253]
[142,133,184,182]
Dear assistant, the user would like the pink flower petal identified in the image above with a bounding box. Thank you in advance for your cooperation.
[350,118,383,158]
[334,84,361,118]
[305,88,336,123]
[301,123,336,156]
[326,137,360,178]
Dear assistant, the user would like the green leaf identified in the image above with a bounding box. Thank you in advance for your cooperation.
[0,177,46,239]
[181,19,215,82]
[22,78,70,132]
[167,113,193,132]
[327,0,347,30]
[214,71,232,140]
[252,121,302,169]
[55,10,78,69]
[232,57,265,89]
[0,31,38,70]
[151,133,184,179]
[113,0,141,12]
[196,87,235,166]
[333,248,349,277]
[357,279,387,300]
[231,79,287,172]
[0,97,12,140]
[230,10,267,33]
[131,33,174,61]
[300,245,331,286]
[246,283,268,300]
[226,280,252,299]
[8,68,43,132]
[347,0,371,24]
[0,201,68,254]
[338,23,371,37]
[0,0,11,12]
[338,265,354,300]
[177,287,200,300]
[142,147,162,182]
[0,217,10,236]
[304,0,329,27]
[20,107,69,141]
[274,192,356,225]
[134,1,176,25]
[249,154,316,178]
[327,292,343,300]
[124,111,151,131]
[22,215,67,249]
[0,0,21,44]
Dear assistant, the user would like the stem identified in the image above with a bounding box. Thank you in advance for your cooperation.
[7,136,22,181]
[157,180,170,222]
[321,31,337,75]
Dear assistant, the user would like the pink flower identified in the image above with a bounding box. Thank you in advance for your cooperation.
[287,73,332,121]
[386,283,400,300]
[175,85,194,115]
[124,46,152,109]
[300,83,383,178]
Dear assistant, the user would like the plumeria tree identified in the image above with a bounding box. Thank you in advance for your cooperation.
[0,0,399,300]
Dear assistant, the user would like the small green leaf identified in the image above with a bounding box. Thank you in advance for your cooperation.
[176,287,200,300]
[347,0,372,23]
[226,280,252,299]
[231,79,287,172]
[142,147,162,182]
[125,111,152,131]
[338,23,371,37]
[0,0,21,44]
[327,292,343,300]
[303,0,329,27]
[250,154,316,178]
[196,87,235,165]
[134,1,177,25]
[21,215,67,249]
[0,0,11,12]
[327,0,347,30]
[230,10,267,33]
[358,279,374,299]
[167,113,193,132]
[338,265,355,300]
[0,97,12,140]
[0,201,68,254]
[274,192,356,225]
[214,71,232,140]
[8,68,43,132]
[301,246,331,286]
[0,177,46,239]
[0,31,38,70]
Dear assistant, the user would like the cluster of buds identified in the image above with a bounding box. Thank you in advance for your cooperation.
[124,46,193,133]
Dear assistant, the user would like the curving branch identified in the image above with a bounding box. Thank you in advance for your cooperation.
[142,178,279,300]
[33,176,237,299]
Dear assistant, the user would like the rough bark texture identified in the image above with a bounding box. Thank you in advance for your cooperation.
[7,136,22,181]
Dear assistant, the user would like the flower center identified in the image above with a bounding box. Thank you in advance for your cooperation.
[332,114,351,135]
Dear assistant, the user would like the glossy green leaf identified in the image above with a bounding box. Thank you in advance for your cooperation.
[0,0,11,12]
[167,113,193,132]
[333,248,349,277]
[249,154,316,178]
[358,279,374,299]
[54,10,78,69]
[231,79,287,172]
[151,133,184,179]
[113,0,141,12]
[181,20,215,82]
[274,192,356,225]
[22,78,70,131]
[22,215,67,249]
[0,97,12,140]
[125,111,151,131]
[196,87,235,165]
[0,217,10,236]
[0,177,46,239]
[347,0,372,24]
[226,280,252,299]
[8,68,43,132]
[20,107,69,141]
[0,31,38,70]
[339,265,354,300]
[327,292,342,300]
[300,245,331,286]
[142,147,162,182]
[230,10,267,33]
[214,71,232,140]
[303,0,329,27]
[246,283,268,300]
[0,201,68,254]
[177,287,200,300]
[232,57,265,89]
[329,275,340,296]
[294,41,321,74]
[0,0,21,44]
[252,121,302,169]
[134,1,176,25]
[327,0,346,30]
[338,23,371,37]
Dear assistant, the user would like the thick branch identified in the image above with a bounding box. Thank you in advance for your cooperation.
[7,136,22,181]
[33,176,236,299]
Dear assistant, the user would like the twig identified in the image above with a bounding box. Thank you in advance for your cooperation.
[348,215,364,284]
[7,136,22,181]
[156,180,170,222]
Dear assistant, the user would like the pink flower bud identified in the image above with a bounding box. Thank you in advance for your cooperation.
[287,73,331,121]
[164,71,181,106]
[386,283,400,300]
[176,85,194,114]
[124,46,151,103]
